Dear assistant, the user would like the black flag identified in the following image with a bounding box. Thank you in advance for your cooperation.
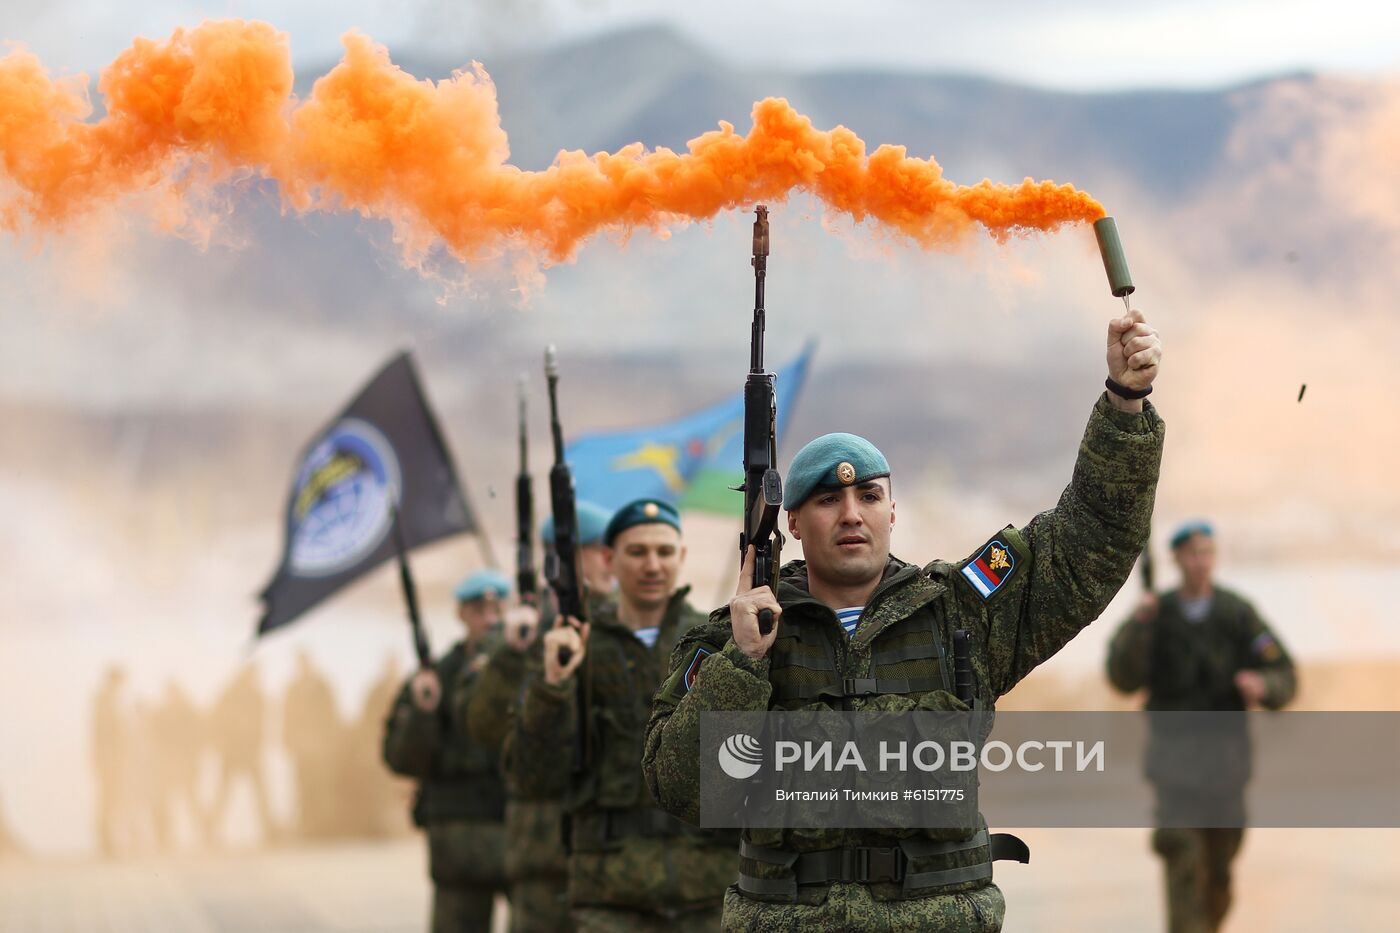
[257,352,475,636]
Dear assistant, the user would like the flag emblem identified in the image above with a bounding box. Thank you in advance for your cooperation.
[960,538,1018,599]
[289,418,401,577]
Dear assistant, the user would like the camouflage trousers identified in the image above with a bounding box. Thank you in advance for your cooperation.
[510,875,573,933]
[1152,828,1245,933]
[720,882,1006,932]
[431,884,501,933]
[573,904,722,932]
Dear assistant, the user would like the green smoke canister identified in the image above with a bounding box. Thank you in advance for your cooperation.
[1094,216,1135,310]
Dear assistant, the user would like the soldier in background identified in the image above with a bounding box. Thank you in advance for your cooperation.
[91,665,131,858]
[1108,520,1297,933]
[463,501,613,933]
[124,699,164,853]
[542,501,618,597]
[283,651,344,840]
[206,662,279,846]
[384,569,511,933]
[151,680,206,851]
[511,500,737,932]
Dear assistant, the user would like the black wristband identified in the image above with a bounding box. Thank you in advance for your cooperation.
[1105,376,1152,400]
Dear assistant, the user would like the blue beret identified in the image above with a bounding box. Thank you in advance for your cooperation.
[454,568,511,603]
[604,498,682,546]
[540,501,613,548]
[1169,520,1214,550]
[783,433,891,510]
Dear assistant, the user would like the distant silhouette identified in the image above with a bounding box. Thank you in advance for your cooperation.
[123,699,163,854]
[206,663,279,845]
[349,654,406,837]
[91,666,131,858]
[151,680,206,851]
[282,651,345,840]
[0,790,26,859]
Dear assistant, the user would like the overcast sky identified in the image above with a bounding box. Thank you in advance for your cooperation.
[6,0,1398,91]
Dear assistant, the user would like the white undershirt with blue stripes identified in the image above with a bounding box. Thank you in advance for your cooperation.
[835,607,864,638]
[633,626,660,649]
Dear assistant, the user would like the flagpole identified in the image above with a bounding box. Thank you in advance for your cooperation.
[389,500,433,668]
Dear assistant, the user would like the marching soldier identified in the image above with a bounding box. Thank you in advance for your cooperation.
[509,499,738,932]
[644,309,1165,930]
[383,568,511,932]
[1107,520,1296,933]
[462,501,613,933]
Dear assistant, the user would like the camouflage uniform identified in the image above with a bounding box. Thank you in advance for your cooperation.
[1107,585,1296,933]
[645,394,1165,932]
[465,602,601,933]
[384,639,508,933]
[509,587,738,932]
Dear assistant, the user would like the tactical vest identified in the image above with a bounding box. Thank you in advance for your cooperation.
[768,567,957,711]
[1143,589,1256,794]
[1147,589,1254,711]
[739,559,1029,903]
[567,588,718,851]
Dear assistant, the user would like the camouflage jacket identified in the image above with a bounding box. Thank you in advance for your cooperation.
[1107,585,1296,793]
[643,394,1164,903]
[463,589,613,757]
[1106,585,1296,710]
[382,639,506,829]
[459,594,609,882]
[509,586,738,913]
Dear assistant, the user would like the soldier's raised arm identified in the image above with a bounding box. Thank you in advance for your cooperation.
[969,309,1166,697]
[460,605,539,752]
[382,674,441,779]
[505,621,586,798]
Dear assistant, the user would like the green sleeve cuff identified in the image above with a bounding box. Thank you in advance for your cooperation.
[1095,391,1162,434]
[722,637,771,679]
[520,677,573,732]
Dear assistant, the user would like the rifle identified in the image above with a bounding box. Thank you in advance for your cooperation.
[739,205,785,635]
[515,374,539,641]
[544,346,587,665]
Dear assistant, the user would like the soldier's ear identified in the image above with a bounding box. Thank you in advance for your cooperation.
[787,509,800,540]
[889,499,896,530]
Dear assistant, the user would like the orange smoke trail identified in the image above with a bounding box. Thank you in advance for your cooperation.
[0,20,1105,267]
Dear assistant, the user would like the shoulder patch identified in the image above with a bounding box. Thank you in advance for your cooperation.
[684,646,713,693]
[1250,632,1281,663]
[959,535,1020,600]
[657,643,717,705]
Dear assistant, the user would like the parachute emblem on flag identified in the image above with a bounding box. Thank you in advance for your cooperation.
[289,418,402,577]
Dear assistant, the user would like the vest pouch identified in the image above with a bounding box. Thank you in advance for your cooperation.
[589,704,645,809]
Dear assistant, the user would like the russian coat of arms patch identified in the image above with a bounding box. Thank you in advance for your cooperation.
[960,538,1017,599]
